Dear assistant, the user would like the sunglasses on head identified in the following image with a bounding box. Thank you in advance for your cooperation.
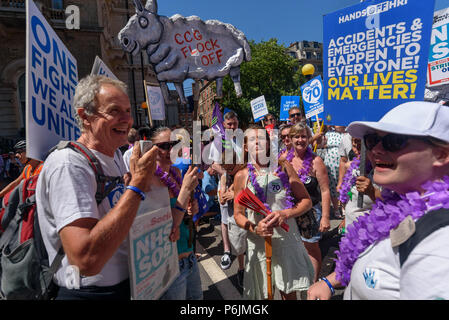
[363,133,428,152]
[155,141,178,151]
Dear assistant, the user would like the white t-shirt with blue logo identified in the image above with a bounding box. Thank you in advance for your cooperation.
[36,147,128,288]
[343,225,449,300]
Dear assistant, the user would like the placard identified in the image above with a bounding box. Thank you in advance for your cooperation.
[91,55,118,80]
[279,96,300,121]
[146,85,166,121]
[428,7,449,87]
[250,95,268,123]
[323,0,435,126]
[129,186,179,300]
[301,76,324,120]
[26,0,79,161]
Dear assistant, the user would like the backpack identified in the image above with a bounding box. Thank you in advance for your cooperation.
[0,141,124,300]
[398,208,449,267]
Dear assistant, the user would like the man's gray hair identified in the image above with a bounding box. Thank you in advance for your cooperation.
[223,110,238,121]
[73,75,128,131]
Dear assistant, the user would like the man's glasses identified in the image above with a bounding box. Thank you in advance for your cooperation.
[289,113,302,118]
[265,118,275,123]
[155,141,178,151]
[363,133,428,152]
[280,134,289,140]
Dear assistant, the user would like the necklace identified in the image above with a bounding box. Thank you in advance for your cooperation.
[247,163,295,211]
[338,156,361,204]
[295,147,314,183]
[335,175,449,286]
[278,147,295,162]
[155,165,181,197]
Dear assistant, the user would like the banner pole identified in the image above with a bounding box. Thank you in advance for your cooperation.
[357,139,366,208]
[143,80,153,128]
[313,114,322,153]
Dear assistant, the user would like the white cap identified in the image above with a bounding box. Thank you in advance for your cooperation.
[347,101,449,143]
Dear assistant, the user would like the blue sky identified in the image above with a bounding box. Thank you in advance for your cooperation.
[156,0,449,47]
[153,0,449,92]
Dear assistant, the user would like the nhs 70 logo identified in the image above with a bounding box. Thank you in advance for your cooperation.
[107,183,125,208]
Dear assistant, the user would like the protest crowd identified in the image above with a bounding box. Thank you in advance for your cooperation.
[1,0,449,302]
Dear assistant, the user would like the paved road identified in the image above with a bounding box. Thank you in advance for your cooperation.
[195,215,345,300]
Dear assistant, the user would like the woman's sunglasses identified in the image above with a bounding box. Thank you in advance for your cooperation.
[363,133,428,152]
[155,141,178,151]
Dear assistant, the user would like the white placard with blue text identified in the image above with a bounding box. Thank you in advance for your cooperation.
[26,0,79,161]
[250,95,268,122]
[427,7,449,87]
[279,96,300,121]
[91,56,118,80]
[323,0,435,126]
[146,85,166,121]
[301,76,324,120]
[129,186,179,300]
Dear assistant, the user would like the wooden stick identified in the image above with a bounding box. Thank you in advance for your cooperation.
[143,80,153,128]
[265,236,273,300]
[357,139,366,208]
[313,115,324,153]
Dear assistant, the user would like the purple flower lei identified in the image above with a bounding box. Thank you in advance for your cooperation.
[155,165,180,197]
[335,175,449,286]
[296,147,314,183]
[278,147,295,162]
[338,156,361,204]
[247,163,295,211]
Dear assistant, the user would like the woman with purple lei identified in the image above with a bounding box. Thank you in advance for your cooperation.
[278,124,294,161]
[288,122,331,283]
[233,124,314,300]
[308,101,449,300]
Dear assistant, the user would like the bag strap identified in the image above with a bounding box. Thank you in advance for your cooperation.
[51,141,124,205]
[399,208,449,267]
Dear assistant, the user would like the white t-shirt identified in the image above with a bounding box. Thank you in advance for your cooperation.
[123,147,133,172]
[343,224,449,300]
[36,147,128,288]
[338,133,352,158]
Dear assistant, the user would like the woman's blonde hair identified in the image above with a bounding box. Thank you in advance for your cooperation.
[289,122,312,139]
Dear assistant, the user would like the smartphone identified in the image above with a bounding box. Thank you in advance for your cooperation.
[139,140,153,154]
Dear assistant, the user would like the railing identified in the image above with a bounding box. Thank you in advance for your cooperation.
[46,7,64,20]
[0,0,25,9]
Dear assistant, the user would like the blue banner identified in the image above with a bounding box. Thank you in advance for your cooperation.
[280,96,300,121]
[323,0,435,126]
[301,76,324,120]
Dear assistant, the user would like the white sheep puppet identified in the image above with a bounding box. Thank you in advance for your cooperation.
[118,0,251,104]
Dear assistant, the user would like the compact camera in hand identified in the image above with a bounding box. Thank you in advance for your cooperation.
[139,140,153,154]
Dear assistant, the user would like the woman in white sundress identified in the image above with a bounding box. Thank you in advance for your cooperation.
[233,124,314,300]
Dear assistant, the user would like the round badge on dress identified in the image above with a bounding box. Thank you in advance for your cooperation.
[268,181,282,194]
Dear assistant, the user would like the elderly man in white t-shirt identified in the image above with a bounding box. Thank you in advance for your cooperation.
[36,75,158,300]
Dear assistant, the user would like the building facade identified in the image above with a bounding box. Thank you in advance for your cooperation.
[0,0,181,152]
[196,80,217,127]
[287,40,323,76]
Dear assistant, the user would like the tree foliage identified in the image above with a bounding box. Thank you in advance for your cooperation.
[218,38,307,126]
